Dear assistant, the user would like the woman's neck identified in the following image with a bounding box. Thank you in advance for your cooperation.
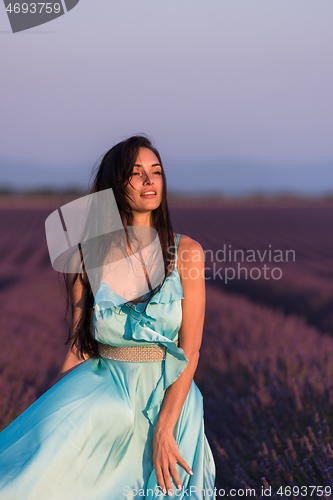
[130,210,153,227]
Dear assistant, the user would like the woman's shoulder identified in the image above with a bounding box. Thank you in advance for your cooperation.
[173,233,204,263]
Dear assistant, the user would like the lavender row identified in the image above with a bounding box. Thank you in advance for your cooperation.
[196,285,333,494]
[172,206,333,334]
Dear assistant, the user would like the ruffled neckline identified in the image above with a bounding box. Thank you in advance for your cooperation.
[93,265,184,314]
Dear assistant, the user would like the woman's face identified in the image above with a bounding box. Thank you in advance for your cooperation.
[125,147,163,213]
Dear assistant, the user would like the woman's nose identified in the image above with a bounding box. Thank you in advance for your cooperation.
[142,171,153,184]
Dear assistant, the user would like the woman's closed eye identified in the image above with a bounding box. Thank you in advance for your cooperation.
[131,171,161,176]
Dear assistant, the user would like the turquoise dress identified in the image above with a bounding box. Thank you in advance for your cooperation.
[0,234,216,499]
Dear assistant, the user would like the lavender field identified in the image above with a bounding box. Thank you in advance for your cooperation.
[1,197,333,497]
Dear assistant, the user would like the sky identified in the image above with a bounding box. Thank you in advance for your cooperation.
[1,0,333,194]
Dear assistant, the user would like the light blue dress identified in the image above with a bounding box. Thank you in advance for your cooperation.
[0,234,216,499]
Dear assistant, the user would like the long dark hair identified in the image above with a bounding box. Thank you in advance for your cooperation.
[63,135,175,360]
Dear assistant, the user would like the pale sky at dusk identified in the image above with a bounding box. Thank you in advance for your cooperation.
[1,1,333,194]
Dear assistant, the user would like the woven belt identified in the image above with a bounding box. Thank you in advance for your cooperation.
[97,340,179,362]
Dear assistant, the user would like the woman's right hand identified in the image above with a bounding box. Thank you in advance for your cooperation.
[153,427,193,496]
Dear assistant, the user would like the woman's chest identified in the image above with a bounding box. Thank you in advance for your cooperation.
[92,300,183,347]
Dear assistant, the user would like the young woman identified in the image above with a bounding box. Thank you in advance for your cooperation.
[0,135,216,499]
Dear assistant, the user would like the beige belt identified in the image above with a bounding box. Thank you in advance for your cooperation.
[97,340,179,362]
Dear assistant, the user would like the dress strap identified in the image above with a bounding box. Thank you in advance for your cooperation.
[174,233,181,267]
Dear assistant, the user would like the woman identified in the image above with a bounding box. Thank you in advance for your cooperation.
[0,135,216,499]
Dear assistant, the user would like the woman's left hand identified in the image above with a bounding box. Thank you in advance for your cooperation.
[152,428,192,496]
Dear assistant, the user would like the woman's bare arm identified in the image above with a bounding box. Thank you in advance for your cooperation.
[56,272,90,383]
[153,236,206,494]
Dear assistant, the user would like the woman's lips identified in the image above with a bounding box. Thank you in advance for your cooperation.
[140,191,156,198]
